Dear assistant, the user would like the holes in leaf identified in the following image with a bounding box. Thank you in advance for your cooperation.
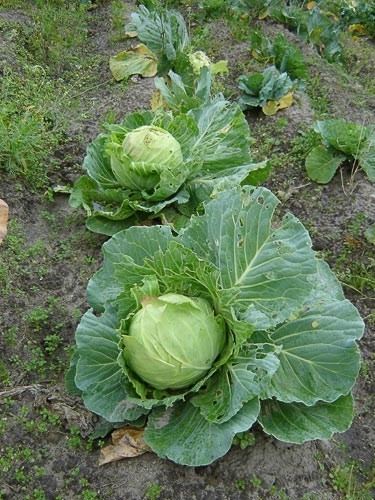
[215,390,223,397]
[257,195,264,205]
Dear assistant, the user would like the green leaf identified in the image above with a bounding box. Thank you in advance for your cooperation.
[75,308,146,422]
[358,132,375,182]
[188,99,252,173]
[305,145,346,184]
[83,135,118,189]
[315,119,369,156]
[268,300,364,405]
[126,5,189,62]
[85,215,134,237]
[144,398,260,466]
[186,162,266,205]
[238,66,294,110]
[191,349,279,423]
[180,186,317,329]
[154,67,213,113]
[259,394,354,443]
[87,225,173,311]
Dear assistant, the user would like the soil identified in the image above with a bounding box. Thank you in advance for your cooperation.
[0,2,374,499]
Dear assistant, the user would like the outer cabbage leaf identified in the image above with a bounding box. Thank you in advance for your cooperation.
[179,186,317,329]
[305,145,346,184]
[191,347,279,424]
[87,225,173,311]
[74,308,146,422]
[109,44,158,81]
[144,398,260,466]
[267,299,364,405]
[154,67,213,113]
[187,99,253,175]
[259,394,354,443]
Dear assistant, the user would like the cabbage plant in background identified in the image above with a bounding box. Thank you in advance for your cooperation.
[69,98,266,235]
[109,4,227,83]
[238,66,296,115]
[305,119,375,183]
[67,185,363,466]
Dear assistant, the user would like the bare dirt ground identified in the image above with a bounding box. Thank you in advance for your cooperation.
[0,2,374,499]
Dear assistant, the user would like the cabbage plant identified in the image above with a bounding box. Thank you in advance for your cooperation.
[70,100,264,235]
[68,185,363,466]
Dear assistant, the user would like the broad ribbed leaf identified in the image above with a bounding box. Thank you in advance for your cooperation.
[191,350,279,423]
[180,186,316,329]
[269,300,364,405]
[188,100,252,173]
[259,394,354,443]
[87,226,173,310]
[144,398,260,466]
[109,44,158,81]
[187,163,267,204]
[83,136,118,188]
[306,145,345,184]
[75,308,145,422]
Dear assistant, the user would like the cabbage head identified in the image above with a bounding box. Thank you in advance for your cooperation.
[124,293,226,390]
[110,125,184,194]
[189,51,211,75]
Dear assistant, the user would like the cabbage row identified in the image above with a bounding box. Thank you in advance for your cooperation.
[67,4,364,466]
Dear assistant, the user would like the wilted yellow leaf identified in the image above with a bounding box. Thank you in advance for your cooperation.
[262,92,294,116]
[0,199,9,244]
[258,9,269,20]
[109,44,158,81]
[348,24,367,36]
[150,89,165,111]
[306,1,316,9]
[99,427,150,465]
[210,59,228,75]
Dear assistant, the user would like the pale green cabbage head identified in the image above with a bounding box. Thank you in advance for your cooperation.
[123,293,226,390]
[189,51,211,75]
[109,125,184,195]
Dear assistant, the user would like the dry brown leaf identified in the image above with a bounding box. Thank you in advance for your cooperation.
[99,427,150,465]
[0,199,9,244]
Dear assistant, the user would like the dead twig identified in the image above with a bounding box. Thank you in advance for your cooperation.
[0,384,47,400]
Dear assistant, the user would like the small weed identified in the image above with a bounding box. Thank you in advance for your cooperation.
[250,475,262,489]
[233,431,256,449]
[305,73,331,116]
[110,0,127,43]
[235,478,246,491]
[67,426,86,449]
[145,483,163,500]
